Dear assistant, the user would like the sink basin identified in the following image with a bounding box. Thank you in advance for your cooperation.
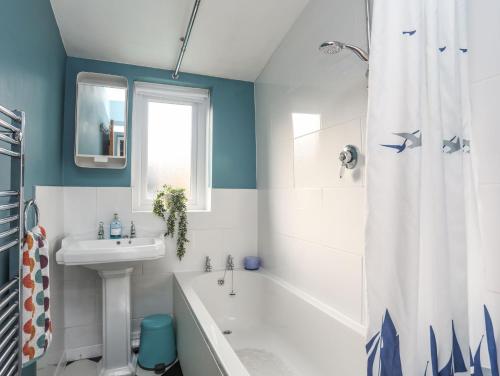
[57,236,165,376]
[57,237,165,270]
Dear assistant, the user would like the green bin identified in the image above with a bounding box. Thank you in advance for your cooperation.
[138,314,176,370]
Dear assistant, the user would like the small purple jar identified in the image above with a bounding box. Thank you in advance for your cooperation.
[244,256,261,270]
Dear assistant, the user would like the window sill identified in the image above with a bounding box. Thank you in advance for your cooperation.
[132,208,212,214]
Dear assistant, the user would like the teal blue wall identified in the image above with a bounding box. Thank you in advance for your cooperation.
[0,1,67,376]
[63,58,256,188]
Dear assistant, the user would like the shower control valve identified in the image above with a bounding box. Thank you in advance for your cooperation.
[339,145,358,179]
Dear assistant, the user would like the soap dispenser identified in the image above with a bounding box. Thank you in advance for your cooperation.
[110,213,122,239]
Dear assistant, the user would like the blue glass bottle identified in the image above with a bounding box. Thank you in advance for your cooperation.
[110,213,122,239]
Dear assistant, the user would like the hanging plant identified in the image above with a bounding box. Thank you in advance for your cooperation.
[152,185,189,260]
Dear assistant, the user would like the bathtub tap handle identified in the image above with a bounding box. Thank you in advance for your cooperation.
[226,255,234,271]
[204,256,212,272]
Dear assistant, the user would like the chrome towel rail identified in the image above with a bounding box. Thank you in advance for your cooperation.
[0,191,18,197]
[0,314,18,338]
[0,228,19,240]
[23,200,39,233]
[0,325,18,353]
[0,339,17,364]
[0,103,25,375]
[0,306,18,328]
[0,134,19,145]
[0,148,20,158]
[0,291,18,312]
[0,203,19,211]
[0,351,18,376]
[0,118,21,135]
[0,105,22,123]
[0,215,19,226]
[0,279,18,298]
[0,241,19,255]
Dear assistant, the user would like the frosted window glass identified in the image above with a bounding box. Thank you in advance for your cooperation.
[146,102,193,198]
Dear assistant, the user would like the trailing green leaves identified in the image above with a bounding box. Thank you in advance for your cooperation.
[152,185,189,260]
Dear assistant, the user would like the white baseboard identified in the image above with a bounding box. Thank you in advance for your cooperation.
[66,344,103,362]
[64,335,141,364]
[131,330,141,349]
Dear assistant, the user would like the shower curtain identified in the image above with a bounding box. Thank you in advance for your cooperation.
[365,0,498,374]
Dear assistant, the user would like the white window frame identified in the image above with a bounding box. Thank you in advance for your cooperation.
[132,82,212,212]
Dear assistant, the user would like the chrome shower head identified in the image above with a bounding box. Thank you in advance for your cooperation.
[319,41,369,62]
[319,41,345,55]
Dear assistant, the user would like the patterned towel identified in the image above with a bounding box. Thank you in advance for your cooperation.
[21,225,52,364]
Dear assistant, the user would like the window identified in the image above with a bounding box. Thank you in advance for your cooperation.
[132,82,211,211]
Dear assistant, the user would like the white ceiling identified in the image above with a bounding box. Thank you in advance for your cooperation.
[50,0,309,82]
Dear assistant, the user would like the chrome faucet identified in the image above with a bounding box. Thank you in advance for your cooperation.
[218,255,236,296]
[97,221,105,240]
[130,221,136,239]
[204,256,212,272]
[226,255,234,271]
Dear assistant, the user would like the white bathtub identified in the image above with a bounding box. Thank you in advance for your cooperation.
[174,270,366,376]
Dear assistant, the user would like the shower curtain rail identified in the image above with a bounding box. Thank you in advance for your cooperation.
[172,0,201,79]
[0,102,25,376]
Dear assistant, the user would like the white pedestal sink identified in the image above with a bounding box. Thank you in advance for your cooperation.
[57,237,165,376]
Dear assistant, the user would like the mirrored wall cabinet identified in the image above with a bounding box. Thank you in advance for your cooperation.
[75,72,128,169]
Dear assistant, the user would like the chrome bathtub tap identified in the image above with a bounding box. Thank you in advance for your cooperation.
[204,256,212,272]
[218,254,236,296]
[130,221,136,239]
[226,255,234,271]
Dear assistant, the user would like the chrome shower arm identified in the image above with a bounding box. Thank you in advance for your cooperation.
[344,44,369,62]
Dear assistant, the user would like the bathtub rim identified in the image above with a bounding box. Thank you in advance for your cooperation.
[174,273,249,376]
[174,269,366,375]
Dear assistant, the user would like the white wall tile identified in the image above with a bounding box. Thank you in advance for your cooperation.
[255,0,368,326]
[470,0,500,303]
[471,77,500,185]
[64,278,99,328]
[260,232,364,322]
[96,187,133,238]
[478,185,500,293]
[63,265,99,281]
[64,324,102,350]
[41,187,258,352]
[131,273,173,319]
[320,187,365,254]
[294,119,364,189]
[63,187,97,236]
[468,0,500,83]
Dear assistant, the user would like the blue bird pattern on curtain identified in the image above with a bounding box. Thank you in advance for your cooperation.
[367,307,499,375]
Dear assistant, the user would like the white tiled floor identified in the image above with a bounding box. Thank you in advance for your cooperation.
[59,354,177,376]
[61,360,97,376]
[36,365,57,376]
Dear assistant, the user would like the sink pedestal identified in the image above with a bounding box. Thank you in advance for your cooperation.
[56,237,166,376]
[97,268,135,376]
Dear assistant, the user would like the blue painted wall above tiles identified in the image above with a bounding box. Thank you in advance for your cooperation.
[0,0,67,194]
[0,1,67,375]
[62,58,257,189]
